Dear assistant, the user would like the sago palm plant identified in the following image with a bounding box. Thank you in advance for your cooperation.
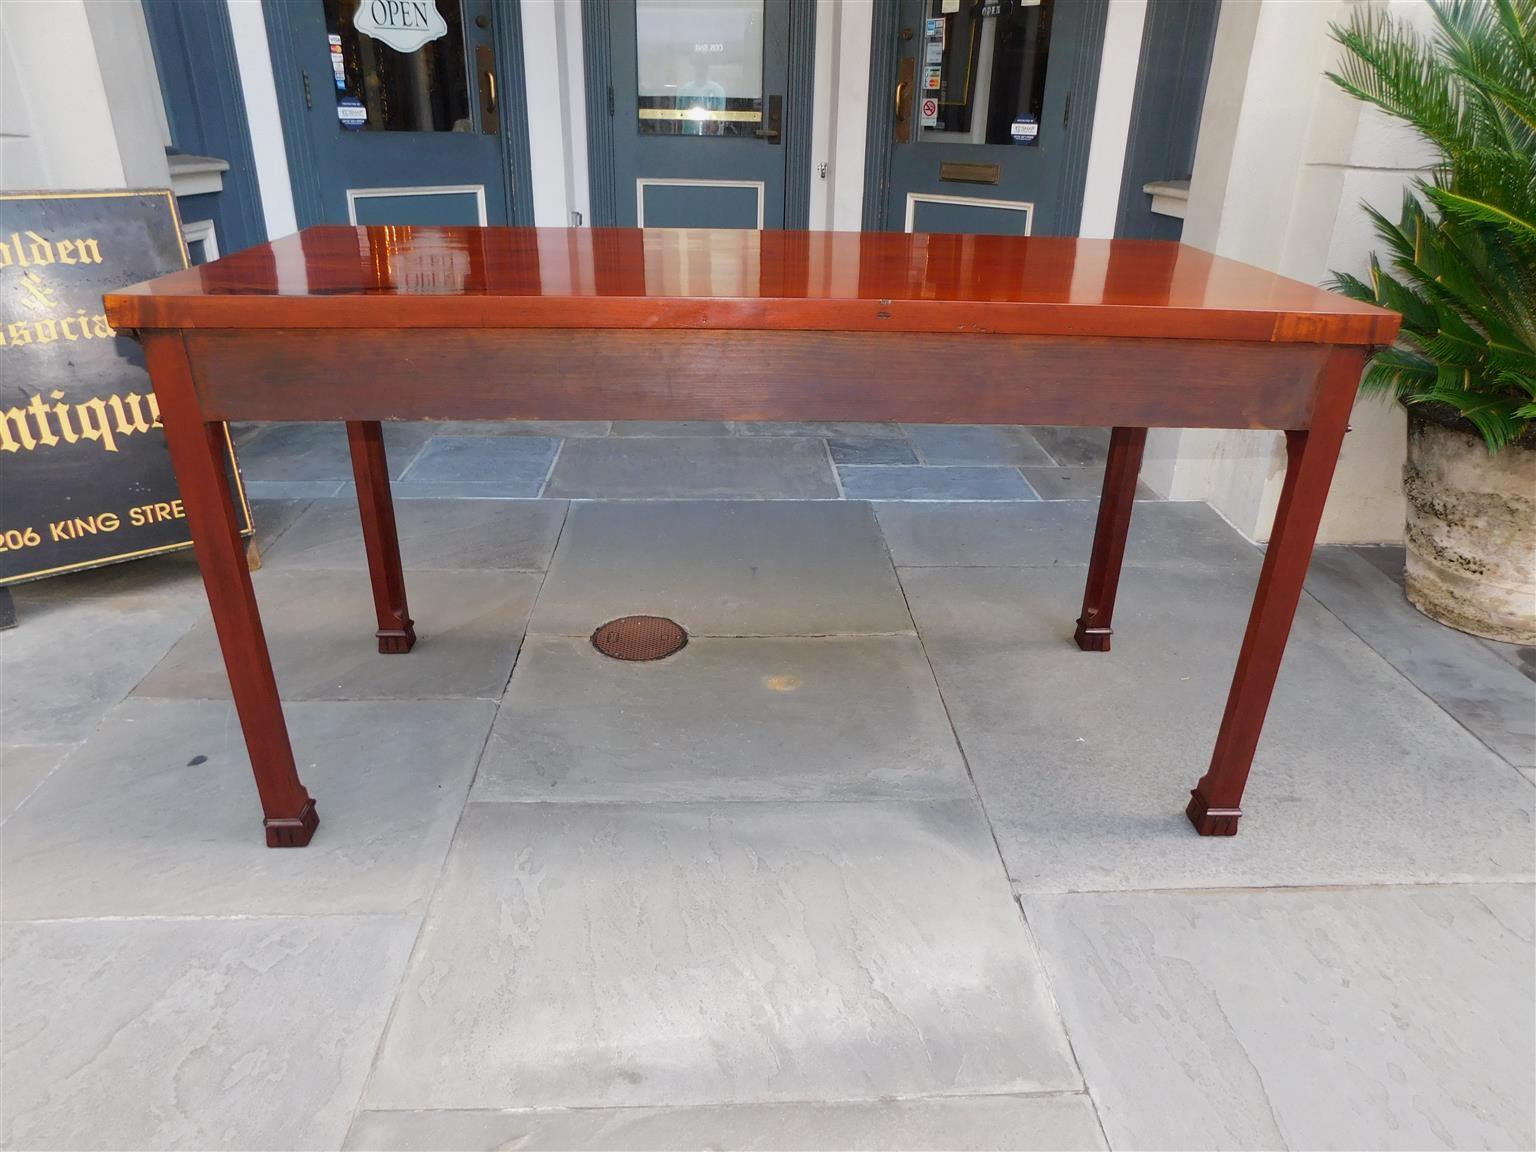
[1326,0,1536,451]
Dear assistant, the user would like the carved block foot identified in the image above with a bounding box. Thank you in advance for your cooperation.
[264,800,320,847]
[1074,619,1112,652]
[1186,791,1241,836]
[376,622,416,654]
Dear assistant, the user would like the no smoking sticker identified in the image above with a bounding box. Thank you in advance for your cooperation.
[920,96,938,127]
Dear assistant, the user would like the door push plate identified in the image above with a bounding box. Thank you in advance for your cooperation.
[939,162,1002,185]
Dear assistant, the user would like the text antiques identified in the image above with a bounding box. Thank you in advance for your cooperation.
[0,191,251,584]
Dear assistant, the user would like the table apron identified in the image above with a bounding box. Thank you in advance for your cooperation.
[178,328,1330,429]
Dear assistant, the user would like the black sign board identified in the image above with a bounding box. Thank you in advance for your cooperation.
[0,190,251,585]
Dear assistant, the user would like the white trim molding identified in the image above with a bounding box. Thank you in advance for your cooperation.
[636,178,766,228]
[181,218,220,263]
[904,192,1034,235]
[345,184,489,225]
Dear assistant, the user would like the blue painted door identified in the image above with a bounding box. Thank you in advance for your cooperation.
[607,0,791,228]
[282,0,510,225]
[879,0,1102,236]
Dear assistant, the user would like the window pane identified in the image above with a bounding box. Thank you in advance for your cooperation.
[919,0,1052,147]
[324,0,474,133]
[636,0,765,136]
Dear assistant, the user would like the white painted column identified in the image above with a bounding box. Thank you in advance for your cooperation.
[227,0,298,238]
[808,0,874,231]
[1145,0,1430,543]
[1077,0,1149,238]
[0,0,143,190]
[521,0,591,227]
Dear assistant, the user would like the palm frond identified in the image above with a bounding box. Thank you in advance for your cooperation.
[1328,0,1536,451]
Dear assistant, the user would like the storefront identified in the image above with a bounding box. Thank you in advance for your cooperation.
[0,0,1422,545]
[128,0,1210,243]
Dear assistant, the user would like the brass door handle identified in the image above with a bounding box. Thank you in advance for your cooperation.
[895,78,911,121]
[485,70,497,114]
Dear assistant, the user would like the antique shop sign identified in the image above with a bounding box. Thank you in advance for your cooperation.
[0,190,251,585]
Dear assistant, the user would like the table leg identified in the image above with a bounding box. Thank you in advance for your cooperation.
[1074,426,1147,652]
[1187,348,1361,835]
[142,332,318,847]
[346,421,416,654]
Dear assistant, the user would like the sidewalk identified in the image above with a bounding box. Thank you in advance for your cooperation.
[2,479,1531,1149]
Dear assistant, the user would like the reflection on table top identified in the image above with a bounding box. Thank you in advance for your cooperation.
[106,226,1399,345]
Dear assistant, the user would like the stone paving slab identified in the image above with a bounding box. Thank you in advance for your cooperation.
[1,743,73,820]
[238,421,433,482]
[365,799,1081,1111]
[611,421,735,436]
[731,421,899,438]
[1028,426,1110,467]
[345,1094,1107,1151]
[900,564,1535,891]
[1020,466,1159,501]
[546,436,839,499]
[906,425,1055,467]
[0,590,206,744]
[3,914,416,1151]
[396,435,561,497]
[876,500,1258,570]
[1024,884,1536,1151]
[839,465,1040,501]
[135,568,540,701]
[388,419,612,437]
[262,498,566,572]
[474,635,971,803]
[245,479,345,500]
[1,696,495,918]
[530,501,912,636]
[827,435,918,465]
[1306,546,1535,769]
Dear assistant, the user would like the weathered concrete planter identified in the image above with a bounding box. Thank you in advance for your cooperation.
[1403,407,1536,644]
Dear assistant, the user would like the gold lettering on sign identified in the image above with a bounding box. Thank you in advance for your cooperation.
[0,389,160,454]
[0,231,102,269]
[1,231,113,349]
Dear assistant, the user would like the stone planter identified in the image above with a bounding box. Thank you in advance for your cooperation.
[1403,406,1536,644]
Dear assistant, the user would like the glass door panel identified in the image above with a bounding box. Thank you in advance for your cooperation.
[636,0,766,137]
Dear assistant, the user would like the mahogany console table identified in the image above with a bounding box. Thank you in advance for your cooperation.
[106,227,1398,847]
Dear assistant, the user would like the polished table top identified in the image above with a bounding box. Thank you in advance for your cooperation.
[107,227,1398,346]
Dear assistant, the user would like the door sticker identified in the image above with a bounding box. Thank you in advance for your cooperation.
[328,33,346,90]
[337,96,367,129]
[352,0,448,54]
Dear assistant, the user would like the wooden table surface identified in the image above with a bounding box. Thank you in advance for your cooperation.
[109,225,1395,343]
[106,227,1399,848]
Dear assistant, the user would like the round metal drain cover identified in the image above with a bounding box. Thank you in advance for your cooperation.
[591,615,688,661]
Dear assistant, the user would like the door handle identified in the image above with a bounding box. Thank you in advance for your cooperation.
[755,94,782,142]
[475,44,497,134]
[894,57,916,143]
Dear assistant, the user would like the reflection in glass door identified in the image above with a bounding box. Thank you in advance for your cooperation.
[605,0,792,228]
[636,0,766,137]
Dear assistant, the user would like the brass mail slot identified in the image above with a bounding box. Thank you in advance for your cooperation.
[939,162,1002,185]
[638,108,763,123]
